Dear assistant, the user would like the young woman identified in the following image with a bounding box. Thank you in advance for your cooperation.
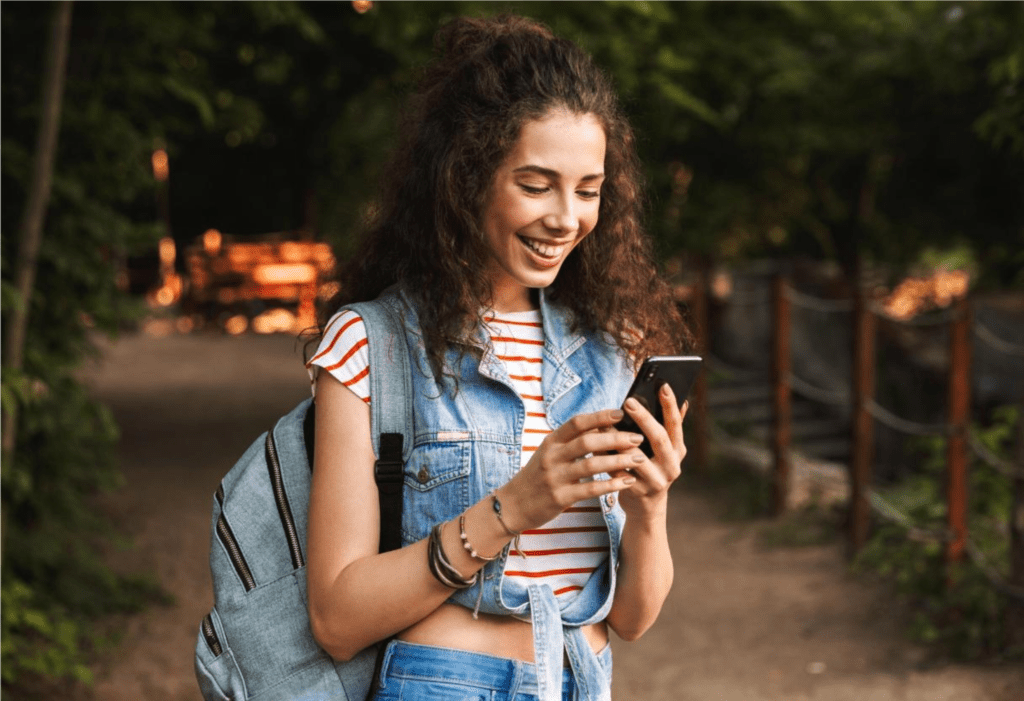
[305,15,694,701]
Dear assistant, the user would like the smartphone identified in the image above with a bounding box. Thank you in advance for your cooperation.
[615,355,703,457]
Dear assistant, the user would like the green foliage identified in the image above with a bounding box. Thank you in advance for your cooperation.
[293,1,1024,287]
[854,406,1021,660]
[1,2,315,689]
[2,580,93,686]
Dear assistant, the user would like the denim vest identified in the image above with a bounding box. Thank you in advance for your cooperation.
[381,286,634,701]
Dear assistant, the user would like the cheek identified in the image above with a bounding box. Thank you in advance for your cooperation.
[579,209,600,240]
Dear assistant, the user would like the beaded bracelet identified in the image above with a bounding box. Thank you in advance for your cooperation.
[427,522,477,589]
[460,514,499,562]
[490,493,524,559]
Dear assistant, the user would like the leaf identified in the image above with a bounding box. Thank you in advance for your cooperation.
[162,76,216,129]
[656,81,723,128]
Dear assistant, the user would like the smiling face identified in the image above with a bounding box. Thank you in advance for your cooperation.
[479,110,607,313]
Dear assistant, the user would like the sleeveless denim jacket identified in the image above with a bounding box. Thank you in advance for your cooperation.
[378,286,635,701]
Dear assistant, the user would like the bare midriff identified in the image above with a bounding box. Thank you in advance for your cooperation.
[397,602,608,664]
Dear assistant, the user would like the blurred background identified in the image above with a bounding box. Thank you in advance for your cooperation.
[2,1,1023,699]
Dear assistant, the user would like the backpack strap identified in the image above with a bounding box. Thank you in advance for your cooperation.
[347,294,413,554]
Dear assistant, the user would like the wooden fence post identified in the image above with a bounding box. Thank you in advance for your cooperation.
[771,274,792,515]
[945,295,972,566]
[849,284,877,557]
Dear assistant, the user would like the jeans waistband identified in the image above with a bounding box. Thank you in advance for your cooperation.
[380,640,611,698]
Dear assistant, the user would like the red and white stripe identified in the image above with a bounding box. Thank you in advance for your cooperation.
[307,309,371,403]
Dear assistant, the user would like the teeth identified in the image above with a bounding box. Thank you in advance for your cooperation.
[521,237,564,258]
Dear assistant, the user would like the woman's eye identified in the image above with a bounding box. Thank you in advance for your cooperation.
[577,190,601,200]
[520,185,548,195]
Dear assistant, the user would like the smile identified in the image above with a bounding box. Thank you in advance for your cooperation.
[518,235,569,260]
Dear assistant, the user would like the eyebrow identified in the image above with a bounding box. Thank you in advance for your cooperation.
[512,165,604,182]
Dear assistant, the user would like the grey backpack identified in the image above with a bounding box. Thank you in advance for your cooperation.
[195,297,412,700]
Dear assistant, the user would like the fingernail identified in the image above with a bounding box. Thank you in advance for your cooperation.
[629,433,644,445]
[625,398,639,411]
[631,453,645,463]
[661,383,672,395]
[610,409,624,420]
[622,476,636,485]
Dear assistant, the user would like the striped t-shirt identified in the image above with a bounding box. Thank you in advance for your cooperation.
[307,308,611,601]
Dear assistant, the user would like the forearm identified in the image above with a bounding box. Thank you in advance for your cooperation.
[308,495,513,660]
[605,509,674,641]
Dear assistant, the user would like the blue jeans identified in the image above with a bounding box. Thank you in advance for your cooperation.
[372,639,612,701]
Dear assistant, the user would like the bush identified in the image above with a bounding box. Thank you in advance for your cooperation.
[854,405,1022,660]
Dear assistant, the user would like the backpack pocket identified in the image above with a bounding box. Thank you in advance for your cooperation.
[194,607,247,700]
[216,568,333,697]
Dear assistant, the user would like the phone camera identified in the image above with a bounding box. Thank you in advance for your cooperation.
[645,365,657,381]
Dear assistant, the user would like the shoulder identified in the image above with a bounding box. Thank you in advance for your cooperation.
[307,310,371,402]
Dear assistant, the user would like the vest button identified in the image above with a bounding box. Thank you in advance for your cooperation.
[417,467,430,484]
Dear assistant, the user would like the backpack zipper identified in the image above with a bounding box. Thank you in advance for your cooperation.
[265,431,305,570]
[201,612,223,657]
[215,485,257,591]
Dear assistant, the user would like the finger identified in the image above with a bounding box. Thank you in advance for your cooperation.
[624,395,674,463]
[659,384,684,451]
[572,450,646,479]
[623,453,672,493]
[570,473,637,501]
[555,409,627,441]
[559,428,643,462]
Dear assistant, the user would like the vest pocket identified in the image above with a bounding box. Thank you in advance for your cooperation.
[402,440,472,543]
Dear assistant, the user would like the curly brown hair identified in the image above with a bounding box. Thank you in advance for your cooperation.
[320,14,693,379]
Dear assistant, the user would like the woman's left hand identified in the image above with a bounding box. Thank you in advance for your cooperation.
[614,383,688,520]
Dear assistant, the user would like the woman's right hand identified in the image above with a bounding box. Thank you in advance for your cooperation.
[496,408,645,532]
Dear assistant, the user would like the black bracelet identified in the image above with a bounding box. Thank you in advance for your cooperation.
[427,523,476,589]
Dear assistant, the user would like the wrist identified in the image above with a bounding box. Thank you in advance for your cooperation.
[622,499,669,531]
[493,485,527,535]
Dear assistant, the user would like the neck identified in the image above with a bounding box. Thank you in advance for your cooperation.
[488,287,540,314]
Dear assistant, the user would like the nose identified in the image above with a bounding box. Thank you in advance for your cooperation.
[542,193,578,236]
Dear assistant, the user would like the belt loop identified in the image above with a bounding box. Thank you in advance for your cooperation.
[376,640,396,691]
[508,657,524,699]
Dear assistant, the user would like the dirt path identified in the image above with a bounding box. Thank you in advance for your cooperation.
[77,330,1022,700]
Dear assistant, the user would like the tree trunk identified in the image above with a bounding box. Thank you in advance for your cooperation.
[1,1,74,459]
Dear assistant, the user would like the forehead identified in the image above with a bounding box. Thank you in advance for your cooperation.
[504,110,606,175]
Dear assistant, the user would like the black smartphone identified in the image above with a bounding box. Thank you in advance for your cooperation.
[614,355,703,457]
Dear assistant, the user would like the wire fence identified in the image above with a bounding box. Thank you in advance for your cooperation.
[974,318,1024,358]
[711,276,1024,603]
[787,371,849,406]
[724,289,772,307]
[705,352,767,383]
[867,489,1024,601]
[968,431,1024,480]
[784,286,853,313]
[863,399,952,437]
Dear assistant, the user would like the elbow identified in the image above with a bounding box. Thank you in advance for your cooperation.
[309,603,362,662]
[609,619,653,643]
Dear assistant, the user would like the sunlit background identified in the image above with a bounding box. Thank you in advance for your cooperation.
[2,1,1023,699]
